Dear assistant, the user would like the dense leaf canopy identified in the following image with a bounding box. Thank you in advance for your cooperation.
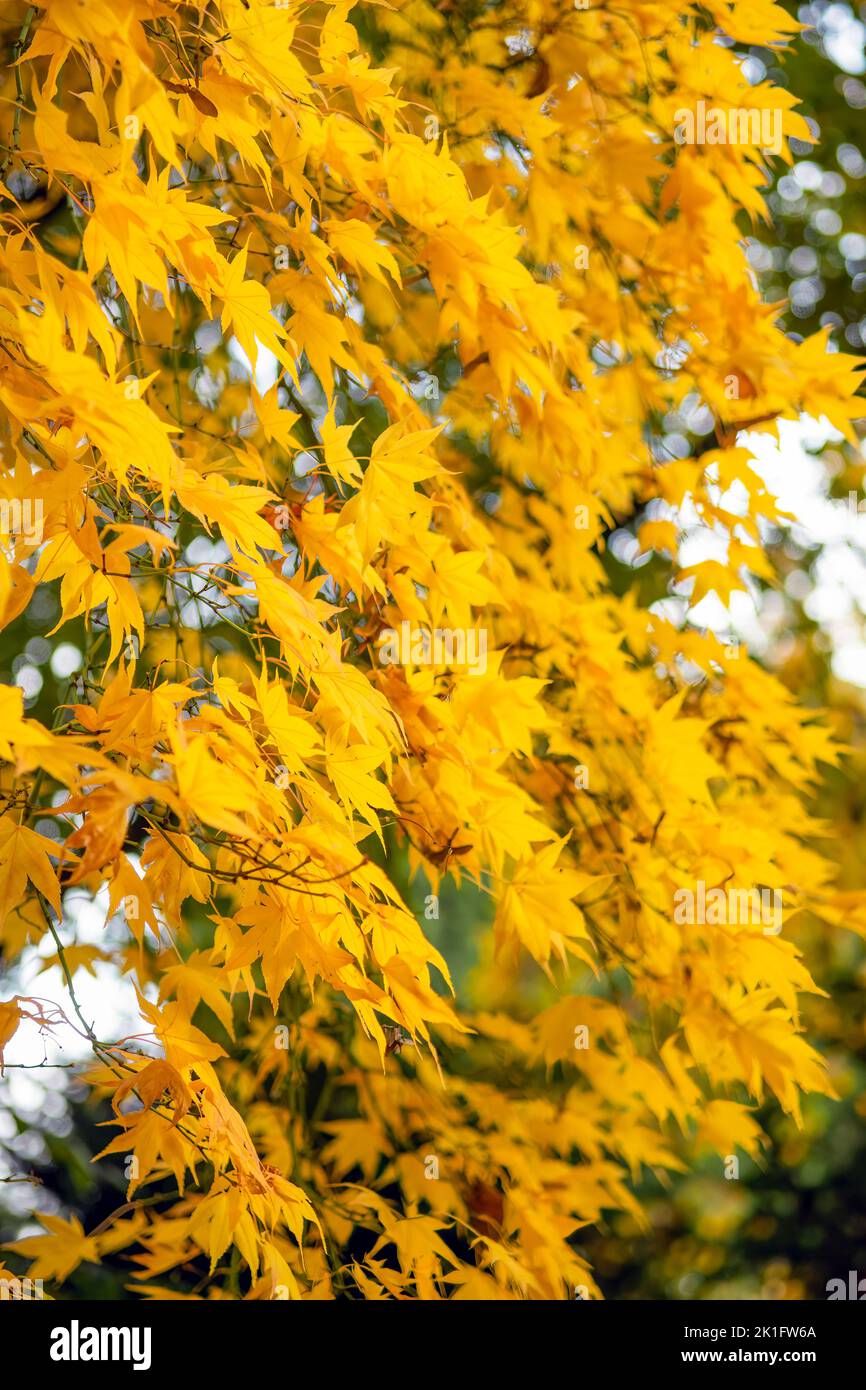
[0,0,863,1300]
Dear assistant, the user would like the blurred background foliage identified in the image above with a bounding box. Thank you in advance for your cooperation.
[3,0,866,1300]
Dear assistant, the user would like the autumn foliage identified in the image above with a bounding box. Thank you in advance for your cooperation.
[0,0,862,1300]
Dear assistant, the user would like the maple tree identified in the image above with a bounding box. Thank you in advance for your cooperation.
[0,0,864,1301]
